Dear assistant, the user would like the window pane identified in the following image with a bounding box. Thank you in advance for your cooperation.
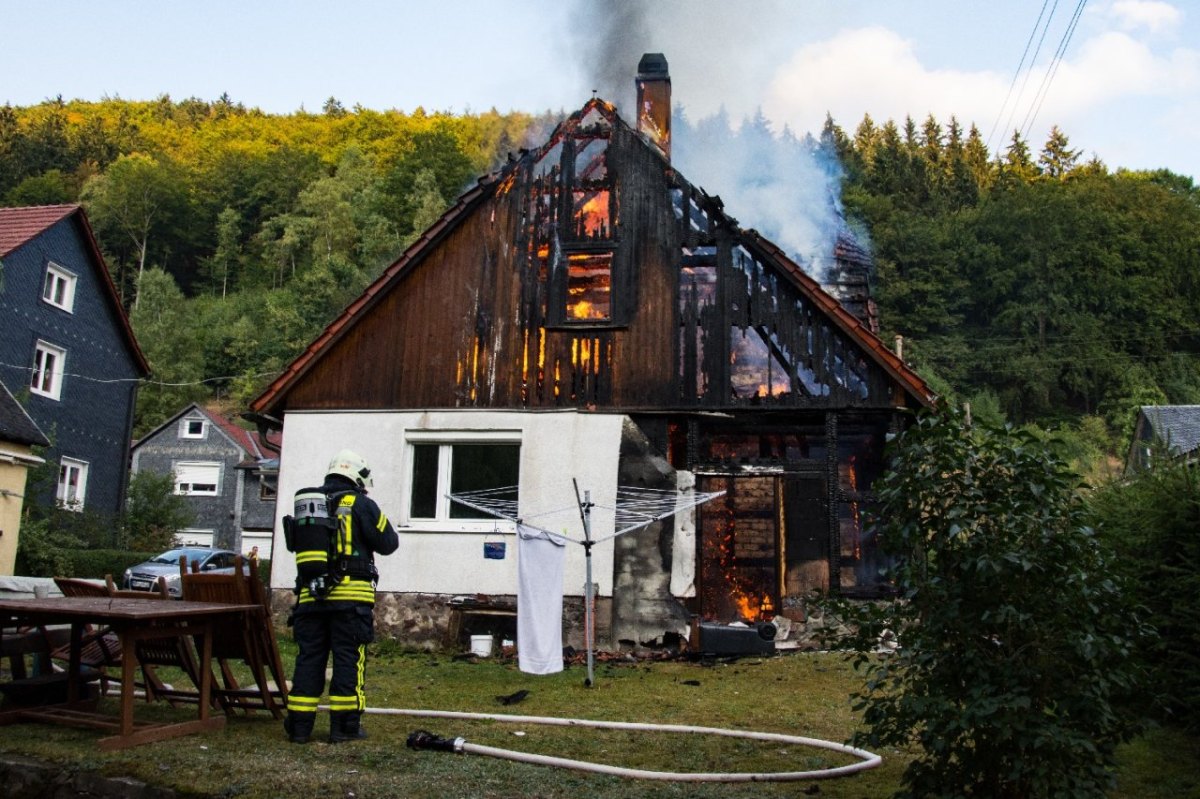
[32,350,46,390]
[449,444,519,519]
[57,459,86,509]
[42,351,56,393]
[566,253,611,320]
[409,444,440,519]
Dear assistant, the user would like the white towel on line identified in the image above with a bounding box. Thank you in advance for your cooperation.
[517,524,567,675]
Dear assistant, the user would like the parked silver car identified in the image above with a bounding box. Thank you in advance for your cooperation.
[122,547,240,598]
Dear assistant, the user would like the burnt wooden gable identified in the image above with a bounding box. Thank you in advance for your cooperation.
[253,100,929,417]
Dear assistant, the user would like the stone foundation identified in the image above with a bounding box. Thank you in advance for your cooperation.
[269,589,612,653]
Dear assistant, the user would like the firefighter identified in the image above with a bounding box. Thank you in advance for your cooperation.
[283,449,398,744]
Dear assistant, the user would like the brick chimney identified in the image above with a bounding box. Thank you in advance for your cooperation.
[636,53,671,160]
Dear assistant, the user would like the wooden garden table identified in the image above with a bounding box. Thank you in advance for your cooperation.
[0,596,258,749]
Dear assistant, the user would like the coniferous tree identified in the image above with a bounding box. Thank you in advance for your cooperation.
[852,113,880,168]
[999,130,1038,185]
[1038,125,1080,180]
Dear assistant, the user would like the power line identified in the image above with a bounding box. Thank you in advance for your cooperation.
[990,0,1060,153]
[1021,0,1089,141]
[987,0,1055,151]
[0,360,281,388]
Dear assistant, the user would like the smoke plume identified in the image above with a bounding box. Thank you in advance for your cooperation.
[564,0,849,280]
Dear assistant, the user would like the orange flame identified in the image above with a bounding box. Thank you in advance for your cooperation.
[848,456,861,560]
[576,192,610,238]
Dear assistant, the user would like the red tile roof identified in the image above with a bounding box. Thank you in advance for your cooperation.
[0,204,78,257]
[206,407,264,459]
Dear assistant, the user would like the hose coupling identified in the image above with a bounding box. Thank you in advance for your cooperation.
[406,729,466,753]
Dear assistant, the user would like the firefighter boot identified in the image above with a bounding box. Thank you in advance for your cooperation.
[329,711,368,743]
[284,711,314,744]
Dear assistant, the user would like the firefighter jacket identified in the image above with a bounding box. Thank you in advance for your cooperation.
[295,476,399,608]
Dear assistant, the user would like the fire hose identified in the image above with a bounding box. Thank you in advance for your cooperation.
[358,706,882,782]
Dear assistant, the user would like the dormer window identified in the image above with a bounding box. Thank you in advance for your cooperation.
[181,418,207,439]
[42,262,77,313]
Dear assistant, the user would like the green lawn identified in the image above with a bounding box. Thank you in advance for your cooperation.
[0,643,1195,799]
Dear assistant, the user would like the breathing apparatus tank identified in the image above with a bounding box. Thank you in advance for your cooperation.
[283,487,339,597]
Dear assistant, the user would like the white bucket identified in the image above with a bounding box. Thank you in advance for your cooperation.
[469,634,494,657]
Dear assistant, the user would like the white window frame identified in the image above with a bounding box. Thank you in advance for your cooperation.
[180,417,207,439]
[57,457,88,510]
[41,262,77,313]
[174,461,221,496]
[31,340,66,400]
[175,530,215,548]
[403,430,521,533]
[258,473,278,501]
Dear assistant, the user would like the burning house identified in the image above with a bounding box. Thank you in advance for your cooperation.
[251,55,933,651]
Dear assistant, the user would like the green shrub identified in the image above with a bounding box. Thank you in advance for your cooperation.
[1089,457,1200,730]
[63,549,157,580]
[824,403,1146,799]
[14,515,83,577]
[122,469,194,551]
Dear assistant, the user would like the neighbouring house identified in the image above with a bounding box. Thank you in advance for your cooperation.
[250,55,933,651]
[0,204,148,517]
[131,403,279,557]
[0,381,50,574]
[1126,405,1200,473]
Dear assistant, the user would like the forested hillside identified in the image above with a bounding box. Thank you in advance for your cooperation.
[831,114,1200,470]
[3,96,1197,472]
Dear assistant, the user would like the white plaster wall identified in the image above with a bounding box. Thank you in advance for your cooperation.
[271,409,625,598]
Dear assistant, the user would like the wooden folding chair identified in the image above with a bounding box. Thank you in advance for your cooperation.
[241,556,290,708]
[179,556,287,718]
[100,575,209,708]
[50,577,123,696]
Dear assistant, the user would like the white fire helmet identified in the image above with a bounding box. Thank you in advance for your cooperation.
[326,449,373,491]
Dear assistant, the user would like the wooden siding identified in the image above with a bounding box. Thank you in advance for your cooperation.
[275,101,925,414]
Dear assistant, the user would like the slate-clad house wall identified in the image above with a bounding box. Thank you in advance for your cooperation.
[1126,405,1200,473]
[131,403,278,554]
[0,205,148,516]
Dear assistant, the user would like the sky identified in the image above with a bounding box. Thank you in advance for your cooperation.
[3,0,1197,182]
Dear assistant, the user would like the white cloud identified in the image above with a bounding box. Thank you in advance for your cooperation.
[1049,31,1200,109]
[759,23,1199,162]
[1107,1,1184,33]
[762,27,1008,135]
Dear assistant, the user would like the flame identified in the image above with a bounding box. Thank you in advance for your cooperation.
[575,192,610,238]
[712,501,767,623]
[521,329,529,403]
[572,300,595,319]
[470,336,481,403]
[848,456,861,560]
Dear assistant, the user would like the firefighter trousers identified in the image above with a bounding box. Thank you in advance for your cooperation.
[286,604,374,736]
